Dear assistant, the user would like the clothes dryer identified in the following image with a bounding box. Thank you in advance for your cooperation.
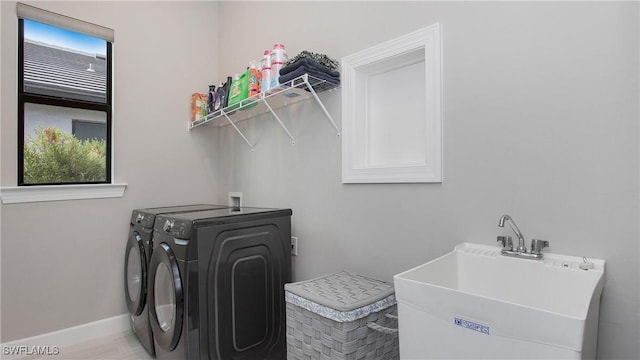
[148,207,292,360]
[124,204,228,357]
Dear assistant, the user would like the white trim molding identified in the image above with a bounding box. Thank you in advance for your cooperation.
[0,183,127,204]
[342,23,443,183]
[0,314,130,349]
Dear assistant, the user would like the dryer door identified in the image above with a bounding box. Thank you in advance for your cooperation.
[148,242,184,352]
[199,218,291,360]
[124,231,147,316]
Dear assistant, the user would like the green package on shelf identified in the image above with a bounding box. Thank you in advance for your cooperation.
[227,70,249,107]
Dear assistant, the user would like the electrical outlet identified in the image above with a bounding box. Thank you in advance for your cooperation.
[291,236,298,256]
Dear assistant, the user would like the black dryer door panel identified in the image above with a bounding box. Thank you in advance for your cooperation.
[199,220,290,360]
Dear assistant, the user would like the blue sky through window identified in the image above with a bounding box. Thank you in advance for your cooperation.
[24,19,106,56]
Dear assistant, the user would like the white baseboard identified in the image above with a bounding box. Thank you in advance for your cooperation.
[1,314,130,348]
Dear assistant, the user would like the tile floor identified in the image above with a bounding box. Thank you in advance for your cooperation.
[7,331,151,360]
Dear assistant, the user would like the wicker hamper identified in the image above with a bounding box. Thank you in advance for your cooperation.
[285,271,399,360]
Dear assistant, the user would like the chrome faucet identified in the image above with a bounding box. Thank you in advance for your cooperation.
[497,214,549,259]
[498,214,526,252]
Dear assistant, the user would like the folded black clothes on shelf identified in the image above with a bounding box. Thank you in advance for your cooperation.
[284,50,340,72]
[279,57,341,78]
[278,65,341,85]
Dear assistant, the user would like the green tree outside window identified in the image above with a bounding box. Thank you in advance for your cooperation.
[23,126,106,183]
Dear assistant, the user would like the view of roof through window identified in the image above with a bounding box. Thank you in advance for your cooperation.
[23,19,107,103]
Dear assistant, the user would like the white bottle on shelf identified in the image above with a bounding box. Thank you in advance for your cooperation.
[270,43,287,88]
[261,49,272,92]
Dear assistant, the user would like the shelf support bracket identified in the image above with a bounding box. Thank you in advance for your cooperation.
[303,74,341,137]
[222,110,254,150]
[263,97,295,144]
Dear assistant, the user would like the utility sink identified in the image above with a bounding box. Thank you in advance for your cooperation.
[393,242,605,359]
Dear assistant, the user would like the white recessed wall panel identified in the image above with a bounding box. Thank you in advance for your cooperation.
[342,23,442,183]
[367,58,426,168]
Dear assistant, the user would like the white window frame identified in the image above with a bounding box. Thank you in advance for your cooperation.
[1,3,126,204]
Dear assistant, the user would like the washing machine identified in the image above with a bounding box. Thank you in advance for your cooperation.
[147,207,292,360]
[124,204,229,357]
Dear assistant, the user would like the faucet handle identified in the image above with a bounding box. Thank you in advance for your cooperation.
[497,236,513,250]
[531,239,549,254]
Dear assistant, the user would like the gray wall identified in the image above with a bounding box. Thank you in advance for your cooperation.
[1,1,220,342]
[215,2,639,359]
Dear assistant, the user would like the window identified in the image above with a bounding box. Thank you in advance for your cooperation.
[72,120,107,142]
[17,4,113,185]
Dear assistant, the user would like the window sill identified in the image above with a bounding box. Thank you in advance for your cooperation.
[0,183,127,204]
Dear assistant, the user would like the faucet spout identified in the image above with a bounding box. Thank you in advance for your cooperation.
[498,214,526,252]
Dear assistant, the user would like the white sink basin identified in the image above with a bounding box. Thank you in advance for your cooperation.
[393,242,605,359]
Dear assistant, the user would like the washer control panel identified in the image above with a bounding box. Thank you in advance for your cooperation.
[156,216,191,239]
[131,211,155,228]
[163,219,174,232]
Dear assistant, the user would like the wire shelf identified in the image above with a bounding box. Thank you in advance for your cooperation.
[189,74,339,130]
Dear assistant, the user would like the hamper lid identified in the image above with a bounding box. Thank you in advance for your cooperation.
[284,271,395,322]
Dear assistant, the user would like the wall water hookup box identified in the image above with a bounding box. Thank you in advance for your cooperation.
[228,192,242,210]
